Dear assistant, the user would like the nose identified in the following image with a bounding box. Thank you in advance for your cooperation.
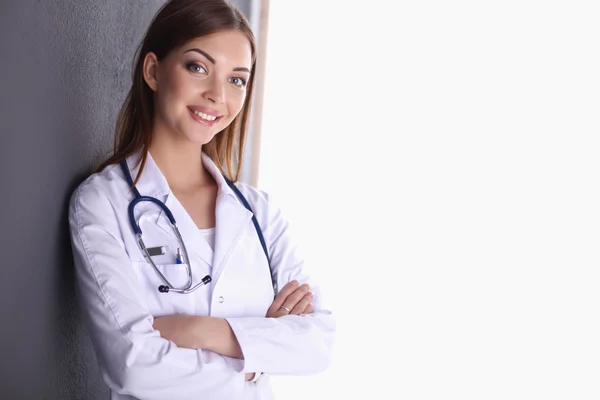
[203,76,225,104]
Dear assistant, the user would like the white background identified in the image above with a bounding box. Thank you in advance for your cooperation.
[258,1,600,399]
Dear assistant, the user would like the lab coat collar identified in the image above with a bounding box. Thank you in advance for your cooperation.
[125,151,238,201]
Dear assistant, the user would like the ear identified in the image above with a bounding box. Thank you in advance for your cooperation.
[142,52,159,92]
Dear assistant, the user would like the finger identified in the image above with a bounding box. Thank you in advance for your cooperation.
[272,280,298,305]
[290,292,313,315]
[281,284,310,313]
[303,303,314,314]
[268,280,298,312]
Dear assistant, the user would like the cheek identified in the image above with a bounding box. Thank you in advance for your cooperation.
[227,92,247,118]
[157,74,190,112]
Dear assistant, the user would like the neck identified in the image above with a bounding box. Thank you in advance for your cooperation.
[148,134,213,191]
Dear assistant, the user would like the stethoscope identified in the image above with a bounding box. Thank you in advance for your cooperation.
[120,160,274,295]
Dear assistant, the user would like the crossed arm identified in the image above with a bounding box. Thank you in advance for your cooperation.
[153,280,314,380]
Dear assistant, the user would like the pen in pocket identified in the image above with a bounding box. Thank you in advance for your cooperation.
[175,248,184,264]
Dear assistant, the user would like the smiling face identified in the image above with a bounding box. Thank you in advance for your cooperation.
[143,29,253,147]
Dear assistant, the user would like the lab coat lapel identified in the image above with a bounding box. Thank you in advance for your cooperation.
[126,151,251,278]
[154,192,214,267]
[211,194,253,285]
[126,152,214,267]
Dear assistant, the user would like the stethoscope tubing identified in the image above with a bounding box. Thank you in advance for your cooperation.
[119,159,275,296]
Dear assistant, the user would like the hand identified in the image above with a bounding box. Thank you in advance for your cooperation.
[266,280,314,318]
[245,373,255,381]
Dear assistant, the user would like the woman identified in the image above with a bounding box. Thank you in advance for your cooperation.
[68,0,335,398]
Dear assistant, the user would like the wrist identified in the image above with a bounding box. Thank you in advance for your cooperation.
[204,317,244,358]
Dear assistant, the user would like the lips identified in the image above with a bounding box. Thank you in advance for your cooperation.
[188,107,222,127]
[189,105,222,117]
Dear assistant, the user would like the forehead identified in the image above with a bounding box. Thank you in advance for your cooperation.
[178,30,253,68]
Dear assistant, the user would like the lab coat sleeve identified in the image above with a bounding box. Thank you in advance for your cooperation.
[225,187,336,375]
[69,180,245,399]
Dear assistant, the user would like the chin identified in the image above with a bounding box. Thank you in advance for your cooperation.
[196,125,232,143]
[186,135,215,146]
[195,129,223,144]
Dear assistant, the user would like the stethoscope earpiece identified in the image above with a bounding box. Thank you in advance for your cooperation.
[201,275,212,285]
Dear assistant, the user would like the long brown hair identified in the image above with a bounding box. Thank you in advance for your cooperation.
[97,0,257,184]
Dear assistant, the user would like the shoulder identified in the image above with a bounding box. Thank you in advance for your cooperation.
[232,181,271,210]
[230,181,281,226]
[69,163,126,221]
[230,182,293,234]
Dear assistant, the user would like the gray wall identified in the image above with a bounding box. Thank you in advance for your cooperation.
[0,0,255,398]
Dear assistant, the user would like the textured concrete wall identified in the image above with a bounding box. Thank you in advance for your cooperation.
[0,0,254,398]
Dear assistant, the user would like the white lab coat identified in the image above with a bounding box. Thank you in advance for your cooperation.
[68,152,336,400]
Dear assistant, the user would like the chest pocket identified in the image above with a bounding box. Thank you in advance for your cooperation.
[128,214,212,317]
[131,261,192,316]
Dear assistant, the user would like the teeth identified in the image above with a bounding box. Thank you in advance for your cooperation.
[191,109,217,121]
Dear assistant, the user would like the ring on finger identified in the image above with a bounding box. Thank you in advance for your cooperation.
[279,305,291,313]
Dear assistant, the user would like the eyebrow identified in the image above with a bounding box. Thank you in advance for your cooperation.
[185,48,251,73]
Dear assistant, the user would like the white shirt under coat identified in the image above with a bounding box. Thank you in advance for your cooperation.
[68,152,336,400]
